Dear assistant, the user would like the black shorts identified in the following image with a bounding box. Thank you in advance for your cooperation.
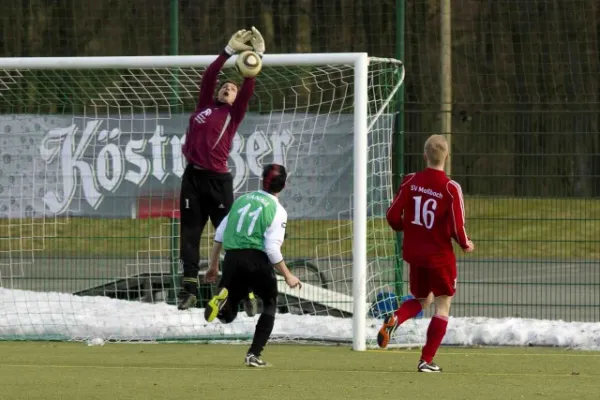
[179,164,234,276]
[218,249,278,304]
[179,164,234,229]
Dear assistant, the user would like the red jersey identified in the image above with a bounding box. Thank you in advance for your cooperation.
[182,53,256,173]
[386,168,470,268]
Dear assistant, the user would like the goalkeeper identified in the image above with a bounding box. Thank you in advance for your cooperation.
[204,164,302,367]
[177,27,265,311]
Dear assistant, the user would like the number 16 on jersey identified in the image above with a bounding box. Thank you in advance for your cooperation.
[412,196,437,230]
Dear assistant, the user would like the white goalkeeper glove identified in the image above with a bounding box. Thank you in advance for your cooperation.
[224,29,253,56]
[250,26,265,57]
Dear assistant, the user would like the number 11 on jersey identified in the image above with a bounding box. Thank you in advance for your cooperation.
[236,203,263,235]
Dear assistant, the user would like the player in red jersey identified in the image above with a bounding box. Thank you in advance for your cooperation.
[177,28,265,312]
[377,134,474,372]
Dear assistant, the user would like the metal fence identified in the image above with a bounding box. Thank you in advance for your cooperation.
[0,0,599,321]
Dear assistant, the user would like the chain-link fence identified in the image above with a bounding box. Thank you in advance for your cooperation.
[0,0,599,322]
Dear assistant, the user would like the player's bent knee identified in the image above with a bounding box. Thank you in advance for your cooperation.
[218,303,238,323]
[218,311,238,324]
[417,293,434,308]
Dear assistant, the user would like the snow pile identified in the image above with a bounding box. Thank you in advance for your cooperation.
[0,288,599,349]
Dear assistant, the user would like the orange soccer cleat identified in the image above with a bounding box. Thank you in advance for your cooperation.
[377,314,399,348]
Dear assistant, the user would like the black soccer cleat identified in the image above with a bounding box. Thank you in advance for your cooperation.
[177,292,197,310]
[243,292,257,317]
[245,353,267,368]
[418,359,442,373]
[177,278,199,310]
[377,314,398,348]
[204,288,229,322]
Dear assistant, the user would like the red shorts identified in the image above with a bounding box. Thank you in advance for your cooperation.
[409,263,457,299]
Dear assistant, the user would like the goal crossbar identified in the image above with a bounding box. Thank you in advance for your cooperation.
[0,53,375,69]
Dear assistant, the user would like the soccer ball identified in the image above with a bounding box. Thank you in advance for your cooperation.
[235,50,262,78]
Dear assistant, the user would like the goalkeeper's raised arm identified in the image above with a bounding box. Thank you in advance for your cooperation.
[177,28,266,311]
[183,27,264,173]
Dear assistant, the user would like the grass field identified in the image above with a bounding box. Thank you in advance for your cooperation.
[0,342,598,400]
[1,197,600,260]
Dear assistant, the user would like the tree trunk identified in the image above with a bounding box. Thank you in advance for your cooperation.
[295,0,312,53]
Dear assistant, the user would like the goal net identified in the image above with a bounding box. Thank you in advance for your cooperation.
[0,54,413,349]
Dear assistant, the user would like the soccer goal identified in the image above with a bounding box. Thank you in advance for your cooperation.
[0,53,411,350]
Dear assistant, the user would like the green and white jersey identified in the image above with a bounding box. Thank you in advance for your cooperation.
[214,190,287,264]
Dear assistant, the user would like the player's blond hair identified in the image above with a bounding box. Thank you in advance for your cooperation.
[424,134,449,166]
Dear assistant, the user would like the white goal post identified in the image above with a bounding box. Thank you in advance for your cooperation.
[0,53,407,351]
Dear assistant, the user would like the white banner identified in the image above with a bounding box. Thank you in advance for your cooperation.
[0,113,391,219]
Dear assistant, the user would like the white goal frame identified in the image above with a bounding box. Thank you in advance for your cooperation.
[0,53,373,351]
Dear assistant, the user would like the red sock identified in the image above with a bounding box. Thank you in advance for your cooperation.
[393,299,422,325]
[421,315,448,363]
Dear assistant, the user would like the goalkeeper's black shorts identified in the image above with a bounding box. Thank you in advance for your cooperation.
[179,163,234,228]
[218,249,278,304]
[179,164,233,276]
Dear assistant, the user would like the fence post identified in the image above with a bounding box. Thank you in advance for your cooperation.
[169,0,180,304]
[170,0,180,113]
[393,0,406,298]
[440,0,452,175]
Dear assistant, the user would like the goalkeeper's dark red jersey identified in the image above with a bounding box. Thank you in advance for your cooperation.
[183,53,256,173]
[386,168,470,268]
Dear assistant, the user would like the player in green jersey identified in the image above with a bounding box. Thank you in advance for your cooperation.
[204,164,301,367]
